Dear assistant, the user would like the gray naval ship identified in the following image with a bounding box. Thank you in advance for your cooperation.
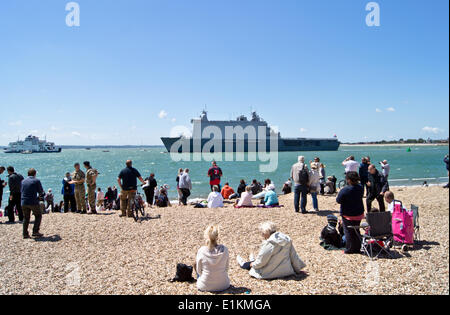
[161,111,340,153]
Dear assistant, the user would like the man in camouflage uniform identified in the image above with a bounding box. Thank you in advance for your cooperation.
[84,161,98,215]
[71,163,86,214]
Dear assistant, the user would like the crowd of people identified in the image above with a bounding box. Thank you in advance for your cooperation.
[0,152,448,289]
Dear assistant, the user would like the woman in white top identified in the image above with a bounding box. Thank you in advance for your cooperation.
[207,185,224,208]
[195,225,230,292]
[236,186,254,207]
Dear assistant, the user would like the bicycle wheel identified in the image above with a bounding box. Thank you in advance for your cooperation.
[139,206,145,217]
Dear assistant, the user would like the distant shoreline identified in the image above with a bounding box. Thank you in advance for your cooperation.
[341,143,449,147]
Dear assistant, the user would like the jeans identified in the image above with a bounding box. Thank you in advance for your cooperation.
[294,185,308,213]
[22,205,42,236]
[342,217,361,254]
[311,192,319,210]
[7,192,23,222]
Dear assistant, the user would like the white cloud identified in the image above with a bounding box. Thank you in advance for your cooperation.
[71,131,81,137]
[422,126,443,134]
[171,118,177,123]
[50,126,59,131]
[158,110,168,119]
[9,120,22,126]
[376,108,382,113]
[386,107,396,112]
[300,128,307,133]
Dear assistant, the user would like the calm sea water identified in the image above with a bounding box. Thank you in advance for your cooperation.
[0,145,448,203]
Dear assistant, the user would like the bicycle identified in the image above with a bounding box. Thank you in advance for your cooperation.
[338,173,348,190]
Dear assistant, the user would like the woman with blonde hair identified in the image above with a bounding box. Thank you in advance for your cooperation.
[195,225,230,292]
[236,221,306,280]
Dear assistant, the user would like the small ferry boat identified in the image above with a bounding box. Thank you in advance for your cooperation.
[4,135,62,154]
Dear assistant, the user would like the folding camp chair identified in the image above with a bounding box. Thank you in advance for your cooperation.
[411,204,420,241]
[350,212,394,260]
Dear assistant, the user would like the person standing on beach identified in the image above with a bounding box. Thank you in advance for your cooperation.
[117,160,145,218]
[143,173,157,206]
[179,169,192,206]
[62,172,76,213]
[444,154,449,188]
[207,161,223,191]
[70,163,87,214]
[342,156,360,174]
[290,156,309,214]
[366,164,388,212]
[176,168,184,205]
[380,160,390,181]
[84,161,98,215]
[359,157,370,197]
[5,166,24,223]
[0,166,6,210]
[21,168,45,239]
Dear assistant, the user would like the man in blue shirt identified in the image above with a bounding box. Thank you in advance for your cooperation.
[21,168,45,239]
[117,160,145,218]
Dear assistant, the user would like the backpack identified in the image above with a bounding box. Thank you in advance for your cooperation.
[298,165,309,186]
[169,263,195,283]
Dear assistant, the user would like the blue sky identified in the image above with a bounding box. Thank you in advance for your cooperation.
[0,0,448,145]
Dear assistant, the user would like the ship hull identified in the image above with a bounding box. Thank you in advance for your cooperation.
[4,148,62,154]
[161,137,340,153]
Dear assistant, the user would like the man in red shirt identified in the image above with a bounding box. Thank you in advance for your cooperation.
[207,161,223,191]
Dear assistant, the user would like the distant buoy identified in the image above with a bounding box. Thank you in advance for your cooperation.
[407,147,412,152]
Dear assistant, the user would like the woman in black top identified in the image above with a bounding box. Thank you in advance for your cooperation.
[144,173,158,206]
[336,172,365,254]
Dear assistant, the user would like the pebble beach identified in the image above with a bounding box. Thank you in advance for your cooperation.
[0,185,448,295]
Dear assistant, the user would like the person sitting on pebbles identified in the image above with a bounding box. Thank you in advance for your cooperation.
[236,221,306,280]
[195,225,230,292]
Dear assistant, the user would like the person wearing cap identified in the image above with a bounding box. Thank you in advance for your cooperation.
[309,162,321,212]
[263,184,279,206]
[320,215,344,249]
[44,188,54,213]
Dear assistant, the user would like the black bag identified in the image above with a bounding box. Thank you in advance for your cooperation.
[169,263,195,283]
[298,165,309,186]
